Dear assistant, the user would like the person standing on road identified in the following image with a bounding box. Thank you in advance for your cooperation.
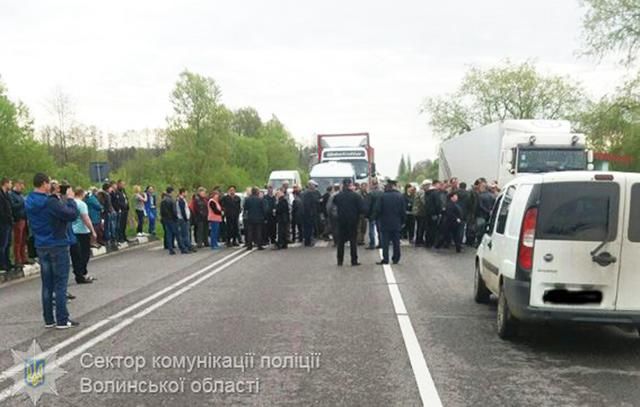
[275,190,290,249]
[10,179,28,269]
[207,191,223,250]
[70,188,97,284]
[413,180,429,247]
[144,186,158,237]
[244,187,265,250]
[366,179,383,250]
[403,184,416,244]
[133,185,147,237]
[0,178,13,274]
[302,181,321,247]
[291,188,304,243]
[376,180,406,265]
[436,191,464,253]
[85,187,104,247]
[192,187,210,248]
[160,186,186,255]
[332,179,365,266]
[221,186,242,247]
[176,188,196,253]
[26,173,80,329]
[114,180,130,243]
[357,182,369,246]
[98,183,117,250]
[263,185,277,247]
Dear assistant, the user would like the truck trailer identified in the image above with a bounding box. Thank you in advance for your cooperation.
[438,120,594,186]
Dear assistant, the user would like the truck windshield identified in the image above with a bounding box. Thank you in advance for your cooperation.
[348,160,369,179]
[517,149,586,173]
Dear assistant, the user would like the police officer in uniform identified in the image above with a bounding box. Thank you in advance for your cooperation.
[332,179,365,266]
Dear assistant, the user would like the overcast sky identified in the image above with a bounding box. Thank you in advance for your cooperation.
[0,0,628,176]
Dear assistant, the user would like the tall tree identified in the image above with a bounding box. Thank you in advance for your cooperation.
[397,155,407,179]
[232,107,262,138]
[580,0,640,66]
[46,88,75,164]
[423,61,586,139]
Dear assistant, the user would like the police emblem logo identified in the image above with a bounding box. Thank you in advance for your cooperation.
[10,339,66,405]
[24,358,45,388]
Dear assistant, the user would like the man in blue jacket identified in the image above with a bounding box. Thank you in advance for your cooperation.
[375,180,407,265]
[25,173,80,329]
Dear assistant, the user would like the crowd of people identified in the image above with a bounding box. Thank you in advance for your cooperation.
[0,170,499,329]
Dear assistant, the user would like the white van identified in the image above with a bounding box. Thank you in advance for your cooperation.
[474,171,640,339]
[268,171,302,190]
[309,162,355,192]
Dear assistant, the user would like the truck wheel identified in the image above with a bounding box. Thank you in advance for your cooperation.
[473,262,491,304]
[497,286,518,340]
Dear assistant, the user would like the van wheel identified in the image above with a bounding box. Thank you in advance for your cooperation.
[497,286,518,340]
[474,262,491,304]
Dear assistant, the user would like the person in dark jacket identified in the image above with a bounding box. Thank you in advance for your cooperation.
[366,179,383,249]
[114,180,130,243]
[221,186,242,247]
[144,186,158,236]
[244,187,265,250]
[332,179,365,266]
[160,186,186,255]
[0,178,13,272]
[26,173,80,329]
[425,181,446,248]
[301,181,322,247]
[263,185,277,246]
[193,187,210,248]
[436,191,464,252]
[375,180,406,265]
[291,188,304,243]
[9,180,28,268]
[402,184,416,243]
[275,191,290,249]
[99,182,117,250]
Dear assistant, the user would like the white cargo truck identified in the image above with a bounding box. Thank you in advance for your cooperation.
[438,120,594,186]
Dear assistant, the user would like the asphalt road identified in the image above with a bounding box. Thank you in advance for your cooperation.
[1,241,639,406]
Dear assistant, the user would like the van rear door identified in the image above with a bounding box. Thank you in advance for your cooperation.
[614,174,640,310]
[530,179,623,310]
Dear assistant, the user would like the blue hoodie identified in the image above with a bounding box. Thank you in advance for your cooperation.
[25,191,78,248]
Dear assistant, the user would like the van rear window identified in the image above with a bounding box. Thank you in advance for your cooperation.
[630,184,640,242]
[537,182,619,242]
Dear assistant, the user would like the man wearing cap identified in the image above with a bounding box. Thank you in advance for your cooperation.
[332,179,365,266]
[376,180,406,265]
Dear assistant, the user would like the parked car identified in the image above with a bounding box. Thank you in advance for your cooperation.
[474,171,640,339]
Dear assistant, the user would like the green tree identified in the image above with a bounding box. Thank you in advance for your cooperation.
[0,79,57,182]
[423,61,586,139]
[397,155,407,179]
[580,0,640,66]
[577,72,640,171]
[232,107,262,138]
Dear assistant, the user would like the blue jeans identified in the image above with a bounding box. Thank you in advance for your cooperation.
[148,208,157,235]
[381,229,401,264]
[164,220,185,252]
[177,219,191,250]
[209,221,221,249]
[368,219,379,248]
[37,246,71,325]
[104,212,117,242]
[0,223,11,271]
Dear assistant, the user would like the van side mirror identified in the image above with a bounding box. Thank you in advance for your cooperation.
[505,149,514,166]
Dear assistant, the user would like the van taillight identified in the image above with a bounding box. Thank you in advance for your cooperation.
[518,208,538,270]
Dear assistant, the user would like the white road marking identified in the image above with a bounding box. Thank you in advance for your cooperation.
[0,248,245,386]
[0,249,252,402]
[379,250,443,407]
